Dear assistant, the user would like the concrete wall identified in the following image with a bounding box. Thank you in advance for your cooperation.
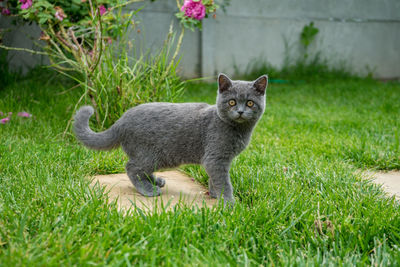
[0,18,49,74]
[1,0,400,78]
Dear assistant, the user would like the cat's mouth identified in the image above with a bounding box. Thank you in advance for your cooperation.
[234,115,246,123]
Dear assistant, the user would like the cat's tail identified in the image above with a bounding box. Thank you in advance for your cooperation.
[73,106,120,150]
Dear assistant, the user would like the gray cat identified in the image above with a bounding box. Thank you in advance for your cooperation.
[74,74,267,204]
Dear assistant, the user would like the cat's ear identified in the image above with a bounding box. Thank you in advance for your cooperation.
[218,73,232,93]
[253,75,268,95]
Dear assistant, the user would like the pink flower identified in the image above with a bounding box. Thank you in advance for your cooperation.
[55,6,66,21]
[181,0,206,20]
[99,5,107,16]
[20,0,32,10]
[17,112,32,118]
[0,117,10,124]
[2,8,11,15]
[55,11,64,21]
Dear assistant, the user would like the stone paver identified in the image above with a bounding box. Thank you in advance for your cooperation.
[91,170,217,212]
[364,171,400,199]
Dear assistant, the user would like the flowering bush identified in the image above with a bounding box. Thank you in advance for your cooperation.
[0,0,226,33]
[176,0,217,30]
[0,0,132,41]
[181,0,206,20]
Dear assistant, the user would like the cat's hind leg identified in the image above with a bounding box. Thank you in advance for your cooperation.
[126,160,161,197]
[145,174,166,188]
[153,176,166,187]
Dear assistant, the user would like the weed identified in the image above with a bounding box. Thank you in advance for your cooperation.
[300,21,319,60]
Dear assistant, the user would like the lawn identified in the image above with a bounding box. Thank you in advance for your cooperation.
[1,73,400,265]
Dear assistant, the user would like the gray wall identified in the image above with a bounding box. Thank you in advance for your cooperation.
[0,18,49,74]
[2,0,400,79]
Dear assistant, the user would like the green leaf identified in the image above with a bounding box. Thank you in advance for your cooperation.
[300,22,319,49]
[38,17,48,24]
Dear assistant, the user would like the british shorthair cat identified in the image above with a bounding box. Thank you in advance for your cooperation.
[74,74,268,204]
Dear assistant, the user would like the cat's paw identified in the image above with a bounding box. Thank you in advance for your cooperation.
[224,197,236,207]
[137,185,162,197]
[209,190,218,198]
[155,177,166,188]
[220,194,235,207]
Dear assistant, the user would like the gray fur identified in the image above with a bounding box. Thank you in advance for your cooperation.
[74,74,268,204]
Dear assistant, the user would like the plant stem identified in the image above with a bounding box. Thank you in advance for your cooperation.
[170,27,185,67]
[176,0,182,9]
[109,0,146,12]
[0,44,48,55]
[160,26,185,82]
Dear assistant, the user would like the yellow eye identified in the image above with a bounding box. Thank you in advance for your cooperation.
[247,100,254,107]
[228,99,236,106]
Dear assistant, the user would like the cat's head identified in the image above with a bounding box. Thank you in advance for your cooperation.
[216,73,267,125]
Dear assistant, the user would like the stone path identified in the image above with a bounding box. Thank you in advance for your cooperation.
[91,170,400,212]
[364,171,400,199]
[91,170,217,212]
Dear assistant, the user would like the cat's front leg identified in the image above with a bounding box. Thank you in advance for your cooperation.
[203,159,235,205]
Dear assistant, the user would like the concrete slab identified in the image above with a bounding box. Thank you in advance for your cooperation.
[364,171,400,199]
[91,170,217,212]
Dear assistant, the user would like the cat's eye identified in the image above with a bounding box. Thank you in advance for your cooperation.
[247,100,254,107]
[228,99,236,106]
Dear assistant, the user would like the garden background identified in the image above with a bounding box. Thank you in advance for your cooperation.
[1,0,400,265]
[2,0,400,78]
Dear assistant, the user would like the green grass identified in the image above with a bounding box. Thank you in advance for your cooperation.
[1,74,400,265]
[233,56,355,83]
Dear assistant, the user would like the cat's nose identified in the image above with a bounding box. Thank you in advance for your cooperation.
[238,111,244,115]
